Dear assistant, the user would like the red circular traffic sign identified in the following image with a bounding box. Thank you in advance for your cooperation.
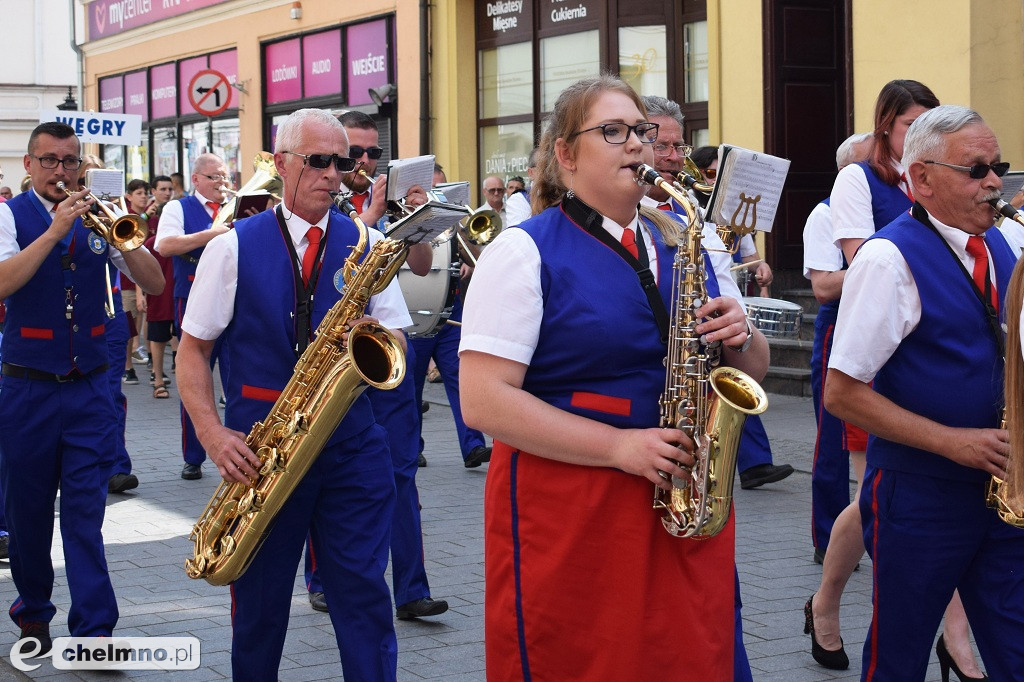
[188,69,231,117]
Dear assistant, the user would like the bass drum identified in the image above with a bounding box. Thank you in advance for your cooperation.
[397,239,460,337]
[743,296,802,339]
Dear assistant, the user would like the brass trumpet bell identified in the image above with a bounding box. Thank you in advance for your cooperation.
[460,208,502,246]
[55,181,148,252]
[678,156,715,195]
[212,152,282,230]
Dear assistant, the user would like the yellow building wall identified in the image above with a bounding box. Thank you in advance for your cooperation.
[711,0,765,152]
[851,0,1024,164]
[82,0,427,174]
[428,0,478,188]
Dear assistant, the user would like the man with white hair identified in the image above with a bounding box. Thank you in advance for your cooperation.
[154,152,231,481]
[177,108,407,681]
[826,105,1024,679]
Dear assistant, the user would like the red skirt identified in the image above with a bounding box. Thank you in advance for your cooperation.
[485,441,735,682]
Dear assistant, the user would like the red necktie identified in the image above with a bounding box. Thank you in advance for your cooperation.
[965,235,997,311]
[900,172,914,203]
[301,226,323,286]
[350,192,368,215]
[657,202,672,212]
[206,201,221,220]
[621,228,639,259]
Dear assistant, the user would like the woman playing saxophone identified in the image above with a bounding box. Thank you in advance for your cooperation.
[458,75,768,682]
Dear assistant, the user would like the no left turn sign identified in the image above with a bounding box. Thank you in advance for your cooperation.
[188,69,231,117]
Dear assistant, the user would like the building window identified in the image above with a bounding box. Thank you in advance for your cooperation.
[478,122,534,198]
[540,30,600,113]
[618,26,668,98]
[479,42,533,119]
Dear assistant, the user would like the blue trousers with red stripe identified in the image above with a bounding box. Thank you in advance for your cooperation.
[736,415,772,473]
[305,344,432,607]
[105,309,133,476]
[410,323,485,460]
[809,307,849,551]
[859,466,1024,681]
[232,424,396,681]
[0,374,118,636]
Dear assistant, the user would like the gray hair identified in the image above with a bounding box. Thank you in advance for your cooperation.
[193,152,224,175]
[640,95,685,131]
[902,105,985,170]
[274,109,348,154]
[836,132,872,169]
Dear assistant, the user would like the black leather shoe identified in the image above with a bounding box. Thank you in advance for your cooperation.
[0,534,8,561]
[396,597,449,620]
[464,446,492,468]
[740,463,794,489]
[309,592,328,613]
[418,452,427,467]
[936,634,988,681]
[17,621,51,657]
[420,401,430,414]
[181,464,202,480]
[108,473,139,493]
[804,594,849,670]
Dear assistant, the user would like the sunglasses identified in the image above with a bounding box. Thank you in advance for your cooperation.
[924,160,1010,179]
[349,145,384,160]
[703,168,717,180]
[283,151,357,172]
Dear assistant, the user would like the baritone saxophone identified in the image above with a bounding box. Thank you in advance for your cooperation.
[185,199,408,585]
[635,164,768,539]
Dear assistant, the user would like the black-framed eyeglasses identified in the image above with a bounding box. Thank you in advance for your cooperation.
[283,151,357,172]
[924,160,1010,179]
[30,155,83,171]
[653,142,693,157]
[568,122,660,145]
[348,145,383,160]
[200,173,228,183]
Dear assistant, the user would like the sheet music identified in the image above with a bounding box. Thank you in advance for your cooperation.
[385,200,469,244]
[385,154,436,202]
[432,181,471,206]
[706,145,790,233]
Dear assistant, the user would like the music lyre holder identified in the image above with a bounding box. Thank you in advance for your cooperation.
[383,200,470,245]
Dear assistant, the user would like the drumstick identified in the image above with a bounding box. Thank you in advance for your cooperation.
[445,320,462,327]
[730,258,763,272]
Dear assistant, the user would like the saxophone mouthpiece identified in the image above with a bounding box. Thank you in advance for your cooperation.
[990,197,1023,221]
[330,191,359,220]
[634,163,663,187]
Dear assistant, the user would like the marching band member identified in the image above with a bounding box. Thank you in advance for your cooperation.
[178,109,406,680]
[459,75,767,681]
[826,105,1021,680]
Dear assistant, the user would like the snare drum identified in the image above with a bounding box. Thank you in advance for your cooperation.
[743,297,802,339]
[397,240,460,337]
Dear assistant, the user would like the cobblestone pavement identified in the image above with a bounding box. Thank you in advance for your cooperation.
[0,367,966,680]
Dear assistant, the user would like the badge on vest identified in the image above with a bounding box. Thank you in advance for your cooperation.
[88,233,107,254]
[332,269,346,294]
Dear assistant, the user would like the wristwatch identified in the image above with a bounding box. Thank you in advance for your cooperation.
[734,319,754,353]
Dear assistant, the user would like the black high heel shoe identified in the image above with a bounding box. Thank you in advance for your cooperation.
[803,594,850,670]
[936,635,988,681]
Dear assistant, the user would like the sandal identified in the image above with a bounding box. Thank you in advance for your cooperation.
[153,386,170,399]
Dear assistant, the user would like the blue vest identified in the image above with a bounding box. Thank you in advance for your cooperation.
[2,192,109,374]
[856,161,913,233]
[172,195,212,300]
[866,212,1016,481]
[220,208,375,445]
[518,206,720,430]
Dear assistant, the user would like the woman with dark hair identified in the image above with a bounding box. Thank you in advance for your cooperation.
[460,74,768,681]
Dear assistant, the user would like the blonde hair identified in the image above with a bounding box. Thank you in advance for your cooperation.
[1003,257,1024,513]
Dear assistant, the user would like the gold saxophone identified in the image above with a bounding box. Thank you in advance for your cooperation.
[185,199,408,585]
[636,164,768,538]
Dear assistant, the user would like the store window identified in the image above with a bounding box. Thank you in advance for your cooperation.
[478,122,533,203]
[618,26,668,98]
[680,0,709,146]
[540,30,600,113]
[152,127,178,178]
[479,42,533,119]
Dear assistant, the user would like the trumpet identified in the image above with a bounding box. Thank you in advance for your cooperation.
[56,181,148,252]
[432,208,503,267]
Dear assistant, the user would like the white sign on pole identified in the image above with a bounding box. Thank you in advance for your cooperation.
[40,110,143,146]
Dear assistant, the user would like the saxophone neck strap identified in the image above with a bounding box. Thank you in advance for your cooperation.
[275,204,328,356]
[909,202,1004,358]
[561,195,669,343]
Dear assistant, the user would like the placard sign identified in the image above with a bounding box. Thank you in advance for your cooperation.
[346,20,389,106]
[42,109,142,146]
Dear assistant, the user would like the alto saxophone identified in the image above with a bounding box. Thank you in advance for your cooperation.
[636,164,768,538]
[185,199,408,585]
